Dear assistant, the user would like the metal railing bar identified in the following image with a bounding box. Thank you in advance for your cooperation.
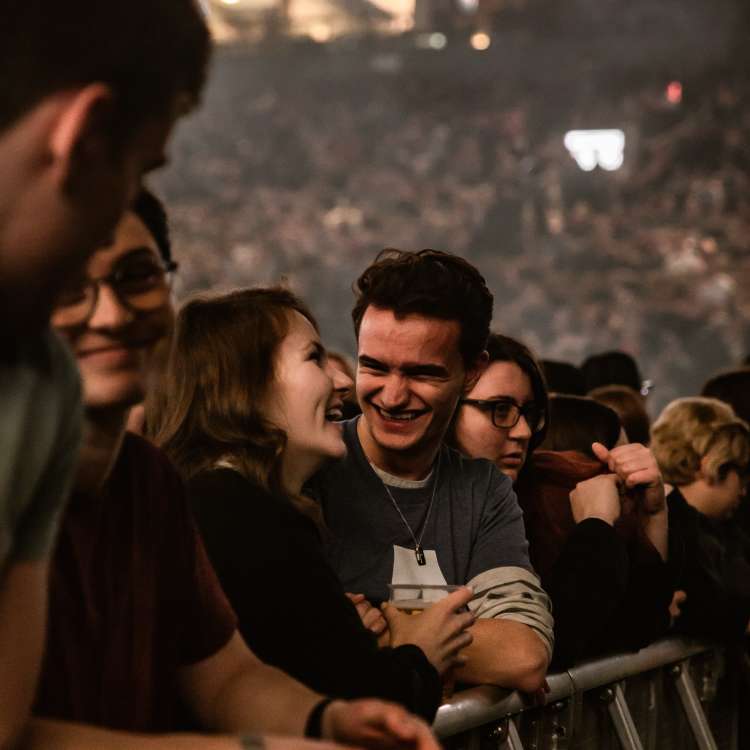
[435,672,574,737]
[567,637,712,693]
[434,637,715,738]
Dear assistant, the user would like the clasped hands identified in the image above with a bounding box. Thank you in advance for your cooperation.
[346,588,475,677]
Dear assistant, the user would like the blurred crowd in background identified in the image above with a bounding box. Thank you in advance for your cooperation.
[155,1,750,413]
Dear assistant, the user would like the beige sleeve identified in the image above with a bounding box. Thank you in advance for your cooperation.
[467,566,555,657]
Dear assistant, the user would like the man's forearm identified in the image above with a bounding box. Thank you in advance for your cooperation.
[180,632,322,737]
[22,719,242,750]
[453,619,549,692]
[210,662,321,736]
[0,561,48,750]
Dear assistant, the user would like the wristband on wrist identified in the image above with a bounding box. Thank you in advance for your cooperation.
[238,734,265,750]
[305,697,335,739]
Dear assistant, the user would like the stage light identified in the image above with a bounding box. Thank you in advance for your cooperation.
[470,32,491,50]
[564,130,625,171]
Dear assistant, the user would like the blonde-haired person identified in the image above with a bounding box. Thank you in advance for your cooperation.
[651,397,750,640]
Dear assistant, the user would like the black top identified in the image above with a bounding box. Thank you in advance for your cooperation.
[516,450,673,668]
[187,468,442,720]
[545,518,673,668]
[668,486,750,640]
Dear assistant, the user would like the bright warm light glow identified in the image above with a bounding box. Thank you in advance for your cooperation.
[470,32,491,50]
[564,129,625,171]
[309,22,332,42]
[219,0,239,5]
[666,80,683,104]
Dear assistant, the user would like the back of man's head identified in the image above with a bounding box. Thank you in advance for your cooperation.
[541,359,585,396]
[351,248,494,367]
[1,0,210,135]
[701,368,750,426]
[581,350,643,394]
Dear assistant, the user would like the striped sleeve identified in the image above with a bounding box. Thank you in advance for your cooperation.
[467,566,555,657]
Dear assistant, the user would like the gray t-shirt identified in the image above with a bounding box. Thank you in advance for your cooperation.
[311,418,554,654]
[0,330,82,576]
[311,418,533,603]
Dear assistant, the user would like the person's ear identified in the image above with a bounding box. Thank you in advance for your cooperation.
[48,84,116,192]
[463,350,489,394]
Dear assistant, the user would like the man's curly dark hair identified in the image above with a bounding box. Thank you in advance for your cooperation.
[352,248,493,367]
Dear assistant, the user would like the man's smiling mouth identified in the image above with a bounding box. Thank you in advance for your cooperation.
[372,404,428,422]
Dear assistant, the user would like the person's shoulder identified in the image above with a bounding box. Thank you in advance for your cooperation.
[120,432,184,492]
[189,468,303,526]
[666,486,696,520]
[442,444,513,496]
[189,467,273,507]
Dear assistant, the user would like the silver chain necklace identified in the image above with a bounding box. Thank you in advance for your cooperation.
[377,452,441,566]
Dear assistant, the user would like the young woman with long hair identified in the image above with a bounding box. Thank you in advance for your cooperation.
[151,287,474,720]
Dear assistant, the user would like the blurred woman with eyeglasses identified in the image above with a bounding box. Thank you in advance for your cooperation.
[449,334,673,667]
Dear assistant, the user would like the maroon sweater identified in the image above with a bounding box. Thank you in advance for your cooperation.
[35,433,237,732]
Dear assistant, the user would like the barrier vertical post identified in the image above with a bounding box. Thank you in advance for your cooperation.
[600,683,644,750]
[671,662,718,750]
[485,718,525,750]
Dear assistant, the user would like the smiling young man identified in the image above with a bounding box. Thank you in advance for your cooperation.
[29,201,440,750]
[0,3,209,747]
[311,249,554,692]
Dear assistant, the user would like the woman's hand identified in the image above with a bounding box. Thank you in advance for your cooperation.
[346,593,388,637]
[380,587,475,676]
[592,442,666,515]
[569,474,622,525]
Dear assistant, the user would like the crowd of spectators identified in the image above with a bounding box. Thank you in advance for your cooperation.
[5,2,750,748]
[156,34,750,415]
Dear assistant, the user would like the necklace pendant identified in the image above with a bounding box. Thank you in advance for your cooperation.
[415,546,426,566]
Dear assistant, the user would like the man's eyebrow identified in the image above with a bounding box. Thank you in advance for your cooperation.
[115,247,160,263]
[402,363,449,377]
[106,247,162,273]
[358,355,388,369]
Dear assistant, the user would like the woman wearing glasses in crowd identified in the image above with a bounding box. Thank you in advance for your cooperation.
[450,334,673,666]
[150,287,474,720]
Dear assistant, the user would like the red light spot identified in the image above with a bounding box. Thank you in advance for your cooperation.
[666,81,683,104]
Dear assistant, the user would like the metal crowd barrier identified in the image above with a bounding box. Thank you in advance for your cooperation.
[434,637,741,749]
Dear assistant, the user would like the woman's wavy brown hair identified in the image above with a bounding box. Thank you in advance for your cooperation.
[149,286,322,523]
